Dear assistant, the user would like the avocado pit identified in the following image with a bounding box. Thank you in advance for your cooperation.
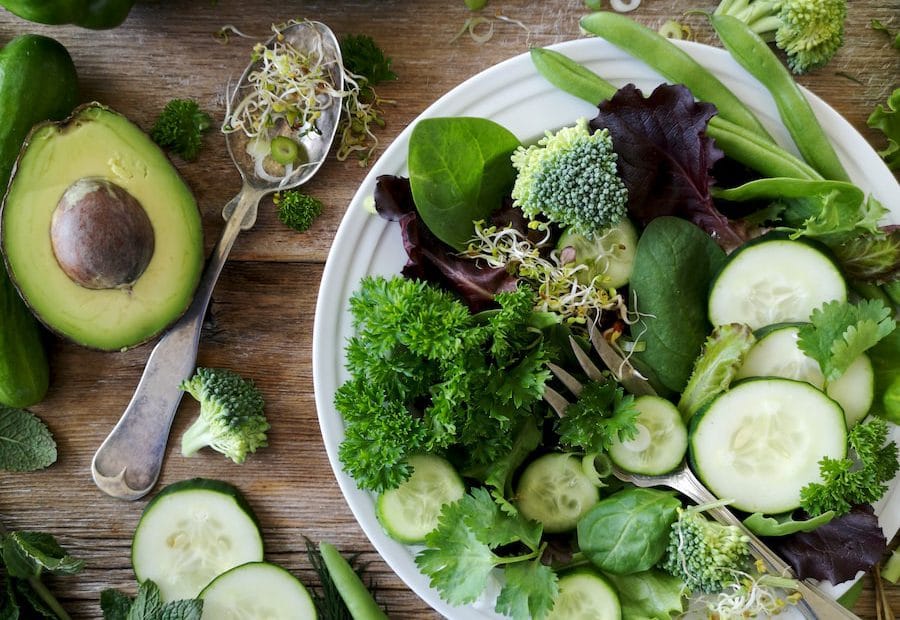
[50,177,155,290]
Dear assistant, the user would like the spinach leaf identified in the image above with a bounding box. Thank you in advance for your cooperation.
[629,217,727,393]
[408,117,520,250]
[577,487,680,575]
[869,325,900,423]
[603,569,685,619]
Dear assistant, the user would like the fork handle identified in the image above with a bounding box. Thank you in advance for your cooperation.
[670,467,860,619]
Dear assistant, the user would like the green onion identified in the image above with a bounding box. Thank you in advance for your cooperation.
[269,135,301,165]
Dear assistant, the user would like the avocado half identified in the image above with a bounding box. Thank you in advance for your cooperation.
[1,103,204,351]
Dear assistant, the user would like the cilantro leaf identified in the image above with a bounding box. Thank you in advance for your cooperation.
[556,378,639,453]
[0,405,57,471]
[797,299,896,381]
[800,418,900,516]
[416,488,547,610]
[1,532,83,578]
[494,560,558,620]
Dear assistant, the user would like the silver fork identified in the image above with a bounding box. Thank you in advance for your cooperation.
[543,323,860,620]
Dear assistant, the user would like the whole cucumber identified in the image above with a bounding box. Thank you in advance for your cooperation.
[0,34,79,406]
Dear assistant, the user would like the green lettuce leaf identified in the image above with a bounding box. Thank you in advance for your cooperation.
[867,87,900,170]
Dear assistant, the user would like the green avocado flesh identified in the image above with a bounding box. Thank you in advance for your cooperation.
[1,104,203,351]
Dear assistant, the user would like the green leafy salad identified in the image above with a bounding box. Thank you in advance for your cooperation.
[331,11,900,620]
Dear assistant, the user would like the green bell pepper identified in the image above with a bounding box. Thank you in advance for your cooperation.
[0,0,135,29]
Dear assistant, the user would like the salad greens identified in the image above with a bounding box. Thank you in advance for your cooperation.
[101,580,202,620]
[0,405,56,471]
[333,11,900,618]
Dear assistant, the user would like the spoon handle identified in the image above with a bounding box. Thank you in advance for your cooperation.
[92,185,265,500]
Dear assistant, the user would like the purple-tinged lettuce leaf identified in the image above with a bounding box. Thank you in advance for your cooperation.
[373,175,518,311]
[765,505,887,584]
[832,225,900,285]
[590,83,750,251]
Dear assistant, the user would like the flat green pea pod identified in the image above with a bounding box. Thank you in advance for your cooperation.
[319,542,389,620]
[710,14,850,182]
[0,34,78,406]
[580,11,775,143]
[529,47,821,181]
[0,0,134,28]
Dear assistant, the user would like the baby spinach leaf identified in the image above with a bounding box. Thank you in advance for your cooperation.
[577,487,680,575]
[408,117,520,250]
[0,405,56,471]
[629,217,727,393]
[869,326,900,423]
[603,569,685,619]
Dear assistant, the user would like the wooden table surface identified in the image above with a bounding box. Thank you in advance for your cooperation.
[1,0,898,618]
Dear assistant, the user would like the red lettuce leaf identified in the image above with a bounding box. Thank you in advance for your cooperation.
[764,504,887,584]
[590,83,750,251]
[373,175,518,311]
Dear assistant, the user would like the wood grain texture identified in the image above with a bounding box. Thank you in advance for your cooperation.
[0,0,898,618]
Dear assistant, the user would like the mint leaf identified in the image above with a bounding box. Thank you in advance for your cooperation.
[798,299,896,381]
[101,589,132,620]
[1,576,19,619]
[159,599,203,620]
[494,559,558,620]
[0,405,56,471]
[126,580,163,619]
[2,532,83,578]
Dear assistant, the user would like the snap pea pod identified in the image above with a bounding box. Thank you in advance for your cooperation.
[709,14,850,182]
[529,47,821,181]
[580,11,775,143]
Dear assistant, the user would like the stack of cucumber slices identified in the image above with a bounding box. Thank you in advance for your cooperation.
[131,478,317,618]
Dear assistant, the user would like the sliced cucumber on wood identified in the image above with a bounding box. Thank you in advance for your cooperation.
[689,378,847,514]
[515,452,600,533]
[199,561,316,619]
[546,569,621,620]
[608,396,687,475]
[735,324,874,427]
[132,478,264,602]
[708,237,846,330]
[376,454,464,544]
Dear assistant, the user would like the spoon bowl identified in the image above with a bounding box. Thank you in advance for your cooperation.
[92,20,344,500]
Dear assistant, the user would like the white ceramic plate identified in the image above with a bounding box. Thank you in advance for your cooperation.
[313,37,900,619]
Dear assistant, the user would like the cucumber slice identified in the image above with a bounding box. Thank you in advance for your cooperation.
[708,238,846,330]
[199,561,316,619]
[132,478,264,602]
[556,217,638,289]
[546,570,621,619]
[608,395,687,475]
[689,378,847,514]
[515,452,600,533]
[376,454,464,544]
[735,325,874,427]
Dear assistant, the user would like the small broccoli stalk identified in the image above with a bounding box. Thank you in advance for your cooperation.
[510,117,628,238]
[714,0,847,73]
[151,99,212,161]
[662,499,752,593]
[677,323,755,421]
[274,190,324,232]
[180,367,269,464]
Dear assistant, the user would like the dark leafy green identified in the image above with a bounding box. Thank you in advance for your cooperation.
[0,405,57,471]
[629,217,727,393]
[408,117,520,250]
[577,487,680,575]
[869,326,900,423]
[603,569,685,619]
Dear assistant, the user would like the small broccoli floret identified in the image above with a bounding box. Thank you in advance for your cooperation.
[151,99,212,161]
[510,118,628,238]
[661,500,751,593]
[714,0,847,74]
[274,190,323,232]
[180,367,269,464]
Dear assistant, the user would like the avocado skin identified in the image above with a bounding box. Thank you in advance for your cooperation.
[0,35,78,406]
[2,103,204,352]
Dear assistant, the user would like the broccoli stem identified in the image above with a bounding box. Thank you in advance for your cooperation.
[180,417,214,458]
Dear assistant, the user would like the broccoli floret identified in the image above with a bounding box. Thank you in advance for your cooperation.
[714,0,847,74]
[661,500,751,593]
[510,117,628,238]
[151,99,212,161]
[180,367,269,464]
[274,190,323,232]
